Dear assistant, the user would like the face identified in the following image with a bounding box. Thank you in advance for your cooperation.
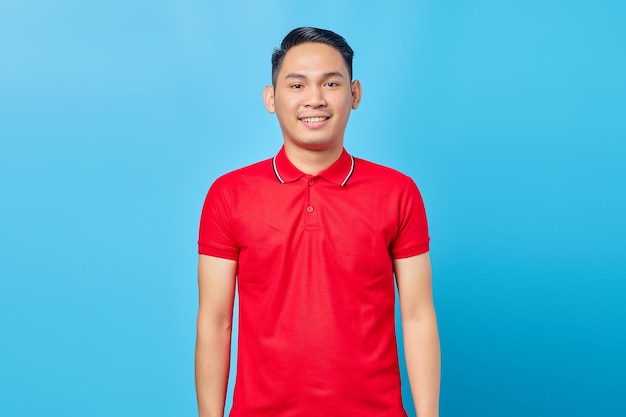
[263,42,361,154]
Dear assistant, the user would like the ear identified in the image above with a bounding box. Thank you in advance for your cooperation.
[263,85,276,114]
[350,80,362,110]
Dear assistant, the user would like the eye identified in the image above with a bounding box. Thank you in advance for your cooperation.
[325,82,339,87]
[290,83,303,89]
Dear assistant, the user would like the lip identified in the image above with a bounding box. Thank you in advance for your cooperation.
[298,114,332,129]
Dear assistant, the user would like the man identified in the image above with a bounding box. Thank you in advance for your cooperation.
[196,27,440,417]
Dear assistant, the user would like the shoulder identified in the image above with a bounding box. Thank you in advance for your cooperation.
[203,158,274,206]
[352,157,416,187]
[211,158,273,188]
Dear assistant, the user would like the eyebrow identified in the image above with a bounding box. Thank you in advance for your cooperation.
[283,71,345,80]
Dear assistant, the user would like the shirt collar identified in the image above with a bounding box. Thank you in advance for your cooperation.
[272,146,355,187]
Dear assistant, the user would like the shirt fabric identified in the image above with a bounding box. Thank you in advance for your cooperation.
[198,146,429,417]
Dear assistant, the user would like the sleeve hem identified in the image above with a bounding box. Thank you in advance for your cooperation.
[391,241,430,259]
[198,244,239,261]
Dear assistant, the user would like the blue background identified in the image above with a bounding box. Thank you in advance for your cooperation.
[1,1,624,416]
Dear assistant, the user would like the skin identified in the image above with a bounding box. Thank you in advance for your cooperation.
[195,255,236,417]
[263,42,362,175]
[395,254,441,417]
[196,41,440,417]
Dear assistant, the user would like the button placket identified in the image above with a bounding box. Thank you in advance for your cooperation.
[304,176,318,230]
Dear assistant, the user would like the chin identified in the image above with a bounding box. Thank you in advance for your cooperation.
[298,139,340,151]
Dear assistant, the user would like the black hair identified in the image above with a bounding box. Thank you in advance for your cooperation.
[271,27,354,86]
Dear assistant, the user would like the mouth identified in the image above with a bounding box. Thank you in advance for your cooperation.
[299,116,330,123]
[298,115,331,128]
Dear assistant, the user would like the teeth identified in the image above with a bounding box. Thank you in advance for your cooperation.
[302,117,326,123]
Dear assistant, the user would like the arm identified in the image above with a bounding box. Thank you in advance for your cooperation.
[195,254,237,417]
[394,252,440,417]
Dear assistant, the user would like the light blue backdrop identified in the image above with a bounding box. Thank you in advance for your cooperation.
[1,1,624,416]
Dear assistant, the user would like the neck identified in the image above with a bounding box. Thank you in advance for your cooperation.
[283,143,343,176]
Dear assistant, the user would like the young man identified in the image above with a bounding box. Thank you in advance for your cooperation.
[196,27,440,417]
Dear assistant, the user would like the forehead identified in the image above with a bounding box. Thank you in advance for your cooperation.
[278,42,349,79]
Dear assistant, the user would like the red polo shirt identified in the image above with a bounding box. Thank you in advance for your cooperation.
[198,147,429,417]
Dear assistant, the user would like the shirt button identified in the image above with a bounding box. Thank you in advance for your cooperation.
[306,206,314,213]
[308,179,315,186]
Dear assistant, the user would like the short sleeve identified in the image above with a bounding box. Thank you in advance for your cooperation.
[389,178,430,259]
[198,179,239,260]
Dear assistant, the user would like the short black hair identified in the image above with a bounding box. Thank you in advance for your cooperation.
[271,27,354,86]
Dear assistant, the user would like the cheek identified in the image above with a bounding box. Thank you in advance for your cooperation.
[339,93,355,110]
[275,108,297,132]
[274,98,298,116]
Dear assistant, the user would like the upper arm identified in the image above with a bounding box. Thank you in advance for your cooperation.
[197,254,237,324]
[394,252,435,321]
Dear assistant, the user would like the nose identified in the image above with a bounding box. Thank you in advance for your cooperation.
[304,85,326,108]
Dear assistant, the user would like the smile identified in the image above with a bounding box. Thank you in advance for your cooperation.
[300,117,329,123]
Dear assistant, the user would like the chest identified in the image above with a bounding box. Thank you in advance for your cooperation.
[229,178,400,274]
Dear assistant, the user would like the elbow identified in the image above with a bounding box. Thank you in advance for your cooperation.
[400,307,438,326]
[197,311,233,334]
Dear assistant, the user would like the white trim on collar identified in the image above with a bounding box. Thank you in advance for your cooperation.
[273,153,354,186]
[272,155,285,184]
[340,155,355,187]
